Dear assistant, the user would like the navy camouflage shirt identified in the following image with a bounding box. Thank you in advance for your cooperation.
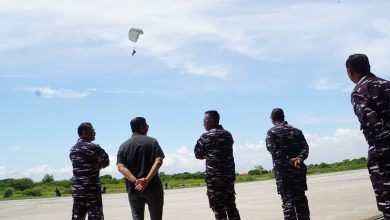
[70,138,110,193]
[351,73,390,147]
[266,121,309,193]
[194,125,236,182]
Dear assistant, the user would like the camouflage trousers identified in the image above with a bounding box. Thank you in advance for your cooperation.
[206,180,241,220]
[368,145,390,219]
[280,191,310,220]
[72,192,104,220]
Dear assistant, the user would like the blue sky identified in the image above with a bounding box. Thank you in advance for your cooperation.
[1,0,390,181]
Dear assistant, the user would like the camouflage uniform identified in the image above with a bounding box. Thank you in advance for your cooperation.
[195,125,240,220]
[266,121,310,220]
[351,73,390,217]
[70,138,110,220]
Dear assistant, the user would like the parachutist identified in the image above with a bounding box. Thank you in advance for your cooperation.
[128,28,143,56]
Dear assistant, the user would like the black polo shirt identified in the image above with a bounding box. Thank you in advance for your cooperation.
[117,133,165,193]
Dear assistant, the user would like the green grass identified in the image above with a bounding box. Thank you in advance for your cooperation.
[306,158,367,175]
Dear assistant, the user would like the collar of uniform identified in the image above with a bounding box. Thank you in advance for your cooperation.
[275,121,288,126]
[357,73,376,85]
[212,125,223,130]
[77,138,90,143]
[132,132,144,137]
[357,75,368,85]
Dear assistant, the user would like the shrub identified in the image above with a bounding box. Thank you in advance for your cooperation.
[170,172,204,179]
[0,178,14,188]
[10,178,34,191]
[100,175,121,185]
[56,179,72,188]
[318,162,330,168]
[23,188,42,196]
[63,188,72,195]
[248,169,262,175]
[3,187,14,198]
[38,185,49,191]
[41,174,54,184]
[248,165,269,175]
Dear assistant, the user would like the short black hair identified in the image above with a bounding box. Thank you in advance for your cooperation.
[78,122,92,137]
[130,117,147,133]
[271,108,285,121]
[205,110,220,125]
[346,54,370,75]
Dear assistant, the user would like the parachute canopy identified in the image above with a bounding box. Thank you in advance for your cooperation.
[128,28,144,43]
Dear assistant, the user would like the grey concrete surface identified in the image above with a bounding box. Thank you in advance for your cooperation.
[0,169,382,219]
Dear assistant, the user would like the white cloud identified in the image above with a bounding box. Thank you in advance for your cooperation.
[161,55,229,79]
[304,128,367,164]
[238,141,266,151]
[9,145,22,151]
[100,154,123,179]
[0,154,120,181]
[0,149,201,181]
[3,1,390,78]
[0,164,72,181]
[161,146,205,174]
[309,79,345,91]
[104,89,144,95]
[0,0,232,78]
[235,141,273,173]
[232,128,367,172]
[309,75,384,93]
[0,75,28,79]
[290,113,356,126]
[0,166,5,176]
[24,86,94,98]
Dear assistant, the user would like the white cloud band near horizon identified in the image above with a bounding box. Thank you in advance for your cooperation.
[19,87,146,98]
[0,128,368,181]
[23,86,95,98]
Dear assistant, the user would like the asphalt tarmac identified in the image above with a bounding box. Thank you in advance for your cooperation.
[0,169,382,220]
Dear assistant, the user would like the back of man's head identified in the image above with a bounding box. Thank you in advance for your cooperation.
[78,122,92,137]
[271,108,285,121]
[205,110,220,125]
[346,54,371,75]
[130,117,146,133]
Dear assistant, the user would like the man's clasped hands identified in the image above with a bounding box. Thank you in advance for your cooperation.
[134,178,149,192]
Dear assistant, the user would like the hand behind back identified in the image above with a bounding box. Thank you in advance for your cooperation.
[289,157,302,169]
[135,178,149,192]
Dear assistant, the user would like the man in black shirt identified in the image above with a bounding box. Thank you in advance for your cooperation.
[70,122,110,220]
[117,117,165,220]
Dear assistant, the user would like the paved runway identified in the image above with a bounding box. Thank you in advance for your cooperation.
[0,169,382,219]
